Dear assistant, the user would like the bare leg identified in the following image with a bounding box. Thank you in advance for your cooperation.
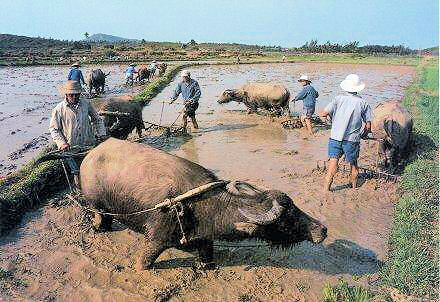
[304,117,314,135]
[324,159,339,192]
[182,113,188,131]
[191,116,199,129]
[350,163,359,189]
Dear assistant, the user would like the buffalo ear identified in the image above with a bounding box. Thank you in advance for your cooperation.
[234,222,258,235]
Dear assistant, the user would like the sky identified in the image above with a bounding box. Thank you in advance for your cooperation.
[0,0,438,49]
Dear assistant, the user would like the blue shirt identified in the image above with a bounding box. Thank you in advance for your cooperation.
[68,68,85,84]
[324,92,373,142]
[125,67,136,76]
[171,79,201,104]
[293,85,319,108]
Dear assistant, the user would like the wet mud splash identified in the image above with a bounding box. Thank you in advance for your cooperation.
[0,62,415,300]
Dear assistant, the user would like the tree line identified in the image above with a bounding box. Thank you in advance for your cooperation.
[292,39,416,55]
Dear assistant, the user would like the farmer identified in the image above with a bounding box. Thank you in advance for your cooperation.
[169,70,201,131]
[320,74,372,192]
[49,80,107,189]
[292,75,319,135]
[125,63,137,86]
[149,60,157,77]
[68,62,86,86]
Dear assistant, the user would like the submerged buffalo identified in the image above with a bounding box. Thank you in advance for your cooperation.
[136,65,151,82]
[218,83,290,116]
[80,139,327,270]
[91,98,144,139]
[371,100,413,171]
[87,69,110,96]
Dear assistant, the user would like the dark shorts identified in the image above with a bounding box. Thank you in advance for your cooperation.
[328,138,360,165]
[184,102,199,118]
[303,106,315,118]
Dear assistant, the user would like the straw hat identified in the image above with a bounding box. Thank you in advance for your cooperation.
[340,74,365,92]
[298,75,310,82]
[71,62,80,67]
[180,70,190,78]
[59,80,82,95]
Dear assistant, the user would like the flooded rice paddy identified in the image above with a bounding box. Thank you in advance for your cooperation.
[0,62,415,301]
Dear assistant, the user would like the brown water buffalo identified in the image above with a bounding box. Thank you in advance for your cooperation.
[80,138,327,270]
[218,83,290,116]
[87,69,110,96]
[157,62,168,76]
[91,98,144,139]
[135,65,151,82]
[371,100,413,171]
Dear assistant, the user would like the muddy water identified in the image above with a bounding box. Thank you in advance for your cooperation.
[0,63,415,301]
[0,64,144,177]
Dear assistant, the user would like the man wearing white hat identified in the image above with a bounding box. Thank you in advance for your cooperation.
[320,74,373,191]
[49,80,107,188]
[292,75,319,135]
[169,70,201,131]
[68,62,86,86]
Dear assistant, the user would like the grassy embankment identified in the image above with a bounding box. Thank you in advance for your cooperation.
[379,57,439,299]
[322,56,439,301]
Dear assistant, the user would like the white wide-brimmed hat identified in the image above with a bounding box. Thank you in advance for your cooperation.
[59,80,82,95]
[298,75,310,82]
[130,63,136,66]
[181,70,191,78]
[71,62,80,67]
[340,74,365,92]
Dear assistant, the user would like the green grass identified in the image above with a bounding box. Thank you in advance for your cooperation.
[0,145,65,234]
[322,280,373,302]
[379,57,439,299]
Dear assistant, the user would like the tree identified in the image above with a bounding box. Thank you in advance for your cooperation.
[84,32,89,40]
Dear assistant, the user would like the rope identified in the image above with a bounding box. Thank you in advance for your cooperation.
[65,193,159,216]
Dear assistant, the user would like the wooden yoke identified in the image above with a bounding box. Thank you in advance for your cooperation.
[154,181,229,210]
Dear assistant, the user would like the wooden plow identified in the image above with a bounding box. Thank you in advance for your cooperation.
[315,159,398,183]
[281,115,328,129]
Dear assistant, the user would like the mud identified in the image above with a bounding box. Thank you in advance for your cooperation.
[0,62,415,301]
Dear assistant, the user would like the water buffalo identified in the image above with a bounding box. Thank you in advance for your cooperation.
[80,138,327,270]
[87,69,110,96]
[371,100,413,171]
[218,83,290,116]
[157,62,168,76]
[135,65,151,82]
[91,98,144,139]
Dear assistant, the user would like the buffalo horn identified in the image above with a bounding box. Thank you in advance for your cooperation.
[238,198,284,225]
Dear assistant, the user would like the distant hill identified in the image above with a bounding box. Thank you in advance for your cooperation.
[86,33,138,43]
[0,34,70,49]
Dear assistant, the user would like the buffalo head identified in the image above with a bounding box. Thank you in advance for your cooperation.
[228,181,327,246]
[218,89,248,104]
